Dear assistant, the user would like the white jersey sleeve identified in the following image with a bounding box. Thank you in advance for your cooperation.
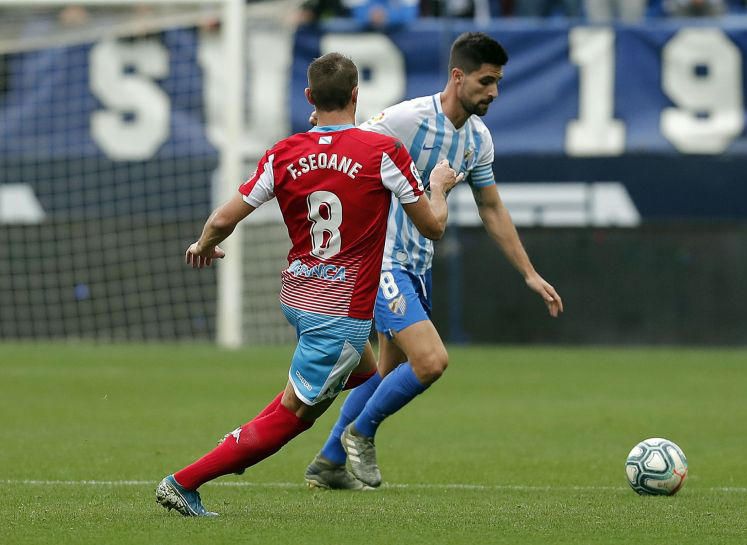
[239,152,276,207]
[470,122,496,188]
[380,151,423,205]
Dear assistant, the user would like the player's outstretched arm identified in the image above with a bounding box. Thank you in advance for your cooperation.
[185,192,256,268]
[402,160,463,240]
[472,184,563,317]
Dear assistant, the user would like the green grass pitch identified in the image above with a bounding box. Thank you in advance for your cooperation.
[1,343,745,544]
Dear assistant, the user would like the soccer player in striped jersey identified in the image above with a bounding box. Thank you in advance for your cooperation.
[305,33,564,490]
[156,52,462,516]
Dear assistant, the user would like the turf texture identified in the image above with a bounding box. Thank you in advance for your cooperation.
[1,344,745,544]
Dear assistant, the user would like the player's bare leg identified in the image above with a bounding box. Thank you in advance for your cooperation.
[305,343,381,490]
[354,341,379,376]
[376,332,408,377]
[389,320,448,385]
[343,320,446,487]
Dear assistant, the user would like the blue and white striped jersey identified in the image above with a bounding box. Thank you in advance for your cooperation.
[359,93,496,275]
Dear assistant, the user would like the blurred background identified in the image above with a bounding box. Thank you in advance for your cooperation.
[1,0,745,347]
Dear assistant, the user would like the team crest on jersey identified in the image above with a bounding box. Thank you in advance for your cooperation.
[370,112,385,123]
[464,148,474,161]
[388,294,407,316]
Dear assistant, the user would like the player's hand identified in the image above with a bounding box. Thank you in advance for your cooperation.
[429,159,464,195]
[308,110,318,127]
[185,242,225,268]
[525,272,563,318]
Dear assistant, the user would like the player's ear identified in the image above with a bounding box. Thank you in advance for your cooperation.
[305,87,315,106]
[451,67,464,84]
[351,86,359,105]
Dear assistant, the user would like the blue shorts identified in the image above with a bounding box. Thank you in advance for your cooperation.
[281,304,372,406]
[374,268,432,339]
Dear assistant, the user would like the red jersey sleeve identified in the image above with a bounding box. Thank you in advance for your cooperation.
[379,140,424,204]
[239,151,276,207]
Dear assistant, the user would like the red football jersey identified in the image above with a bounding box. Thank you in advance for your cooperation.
[239,126,424,319]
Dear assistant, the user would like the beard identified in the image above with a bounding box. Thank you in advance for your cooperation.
[460,96,492,117]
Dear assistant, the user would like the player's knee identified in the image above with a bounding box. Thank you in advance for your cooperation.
[412,349,448,384]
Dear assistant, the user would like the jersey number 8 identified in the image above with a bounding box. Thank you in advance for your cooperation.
[379,271,400,300]
[307,190,342,260]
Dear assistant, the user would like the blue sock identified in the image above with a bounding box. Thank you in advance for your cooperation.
[354,362,427,439]
[320,372,383,465]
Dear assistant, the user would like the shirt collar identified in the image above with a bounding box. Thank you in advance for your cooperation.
[309,123,355,133]
[432,93,443,114]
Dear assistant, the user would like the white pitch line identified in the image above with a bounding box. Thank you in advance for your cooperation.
[1,479,746,493]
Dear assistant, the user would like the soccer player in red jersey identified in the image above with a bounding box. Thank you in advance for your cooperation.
[155,52,462,516]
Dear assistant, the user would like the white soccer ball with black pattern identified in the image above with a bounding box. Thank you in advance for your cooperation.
[625,437,688,496]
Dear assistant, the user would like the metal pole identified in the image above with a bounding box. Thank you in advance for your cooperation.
[216,0,245,348]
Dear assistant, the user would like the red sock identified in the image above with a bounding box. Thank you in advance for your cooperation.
[343,370,376,390]
[173,396,312,490]
[255,391,283,419]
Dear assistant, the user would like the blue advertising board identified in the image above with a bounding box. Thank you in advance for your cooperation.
[2,20,747,223]
[293,19,747,156]
[292,19,747,222]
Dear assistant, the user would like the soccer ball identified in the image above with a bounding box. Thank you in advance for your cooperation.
[625,437,688,496]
